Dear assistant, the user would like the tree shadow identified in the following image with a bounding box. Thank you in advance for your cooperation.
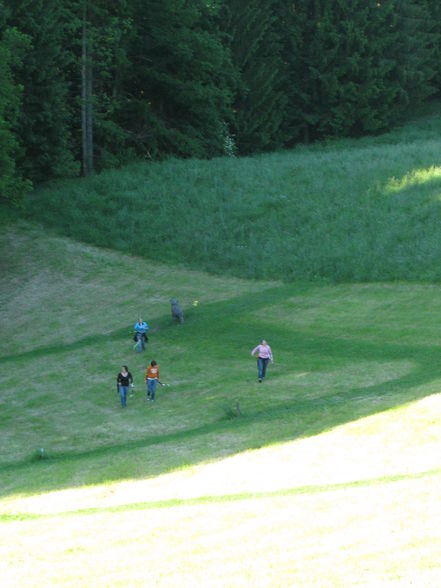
[0,325,133,365]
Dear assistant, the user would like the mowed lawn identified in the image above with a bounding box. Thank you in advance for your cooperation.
[1,223,441,586]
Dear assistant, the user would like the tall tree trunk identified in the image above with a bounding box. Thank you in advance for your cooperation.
[86,58,94,174]
[81,2,87,175]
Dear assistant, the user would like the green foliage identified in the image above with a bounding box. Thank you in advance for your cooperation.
[125,0,234,159]
[2,0,441,180]
[283,0,397,141]
[390,0,437,113]
[5,0,79,183]
[223,0,287,154]
[21,106,441,283]
[281,0,439,142]
[427,2,441,96]
[79,0,134,171]
[0,10,32,205]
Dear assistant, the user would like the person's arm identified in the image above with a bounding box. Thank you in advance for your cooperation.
[268,347,274,363]
[128,372,134,386]
[251,345,259,357]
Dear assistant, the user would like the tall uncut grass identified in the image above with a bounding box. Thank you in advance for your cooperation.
[24,105,441,282]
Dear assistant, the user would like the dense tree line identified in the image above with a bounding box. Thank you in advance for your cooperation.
[1,0,441,204]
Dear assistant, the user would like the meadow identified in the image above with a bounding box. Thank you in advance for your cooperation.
[2,109,441,585]
[1,224,441,585]
[23,104,441,282]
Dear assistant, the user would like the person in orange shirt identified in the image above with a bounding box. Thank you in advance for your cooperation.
[145,360,160,401]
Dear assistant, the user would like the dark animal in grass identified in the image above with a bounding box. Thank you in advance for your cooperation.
[171,298,184,324]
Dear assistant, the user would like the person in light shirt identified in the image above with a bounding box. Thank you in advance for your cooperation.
[251,339,274,383]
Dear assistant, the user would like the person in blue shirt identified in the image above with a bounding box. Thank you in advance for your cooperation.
[134,317,149,352]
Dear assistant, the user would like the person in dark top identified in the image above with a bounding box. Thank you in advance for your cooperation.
[116,365,133,408]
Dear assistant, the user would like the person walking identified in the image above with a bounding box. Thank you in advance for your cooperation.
[251,339,274,383]
[134,317,149,352]
[145,360,160,401]
[116,365,134,408]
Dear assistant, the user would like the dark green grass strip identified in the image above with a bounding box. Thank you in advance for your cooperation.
[2,466,440,523]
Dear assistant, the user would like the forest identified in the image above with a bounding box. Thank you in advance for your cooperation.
[1,0,441,204]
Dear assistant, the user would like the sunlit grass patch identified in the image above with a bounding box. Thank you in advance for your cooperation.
[385,165,441,194]
[2,461,441,586]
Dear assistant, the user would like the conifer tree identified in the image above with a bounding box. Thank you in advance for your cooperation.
[0,6,31,204]
[393,0,437,110]
[282,0,404,141]
[427,2,441,96]
[76,0,133,172]
[223,0,288,154]
[5,0,78,183]
[339,0,401,133]
[125,0,233,158]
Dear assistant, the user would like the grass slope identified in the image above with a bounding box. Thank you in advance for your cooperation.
[22,103,441,282]
[1,223,441,585]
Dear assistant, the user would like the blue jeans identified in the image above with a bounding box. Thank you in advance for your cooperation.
[146,379,157,400]
[257,357,269,380]
[136,332,146,352]
[119,385,129,407]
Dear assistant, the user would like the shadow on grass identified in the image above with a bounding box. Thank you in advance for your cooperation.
[0,325,134,365]
[1,284,441,497]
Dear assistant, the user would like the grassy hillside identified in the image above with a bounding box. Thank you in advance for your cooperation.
[22,105,441,282]
[1,223,441,585]
[3,222,441,496]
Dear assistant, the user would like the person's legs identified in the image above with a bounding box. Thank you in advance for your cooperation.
[150,379,157,401]
[257,358,264,381]
[146,381,150,398]
[136,333,142,352]
[141,334,146,351]
[119,385,128,407]
[147,379,153,399]
[261,358,269,380]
